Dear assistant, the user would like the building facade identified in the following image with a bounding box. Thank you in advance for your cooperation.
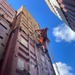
[45,0,75,31]
[0,0,56,75]
[0,0,16,60]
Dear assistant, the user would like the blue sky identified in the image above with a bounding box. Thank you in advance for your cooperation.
[6,0,75,75]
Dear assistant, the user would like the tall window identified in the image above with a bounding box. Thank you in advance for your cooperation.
[20,37,28,48]
[17,58,24,70]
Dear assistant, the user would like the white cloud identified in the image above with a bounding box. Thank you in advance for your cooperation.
[53,62,73,75]
[53,23,75,42]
